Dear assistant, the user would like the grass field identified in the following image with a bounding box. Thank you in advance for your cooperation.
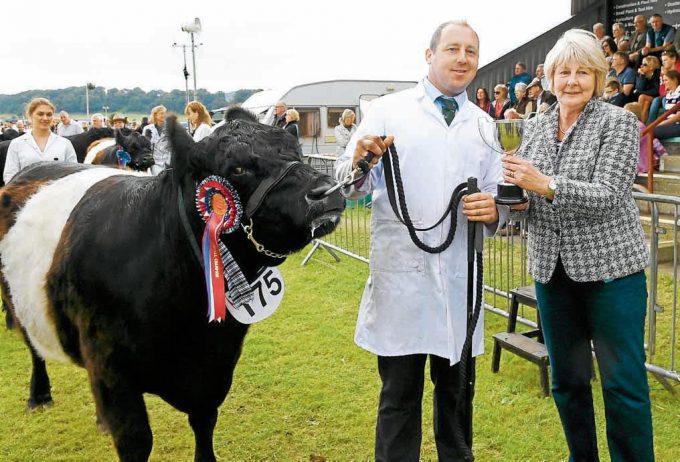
[0,247,679,461]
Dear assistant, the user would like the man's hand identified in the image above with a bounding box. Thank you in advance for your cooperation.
[463,192,498,224]
[352,135,394,170]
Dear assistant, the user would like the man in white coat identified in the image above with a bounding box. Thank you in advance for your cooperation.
[335,20,504,461]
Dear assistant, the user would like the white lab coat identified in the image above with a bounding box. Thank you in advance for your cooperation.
[336,81,505,364]
[192,123,212,142]
[3,132,77,184]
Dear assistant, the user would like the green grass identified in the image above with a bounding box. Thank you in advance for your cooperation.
[1,247,679,461]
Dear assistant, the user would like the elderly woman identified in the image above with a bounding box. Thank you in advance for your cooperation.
[334,109,357,155]
[142,105,170,176]
[142,105,167,146]
[283,108,300,139]
[502,29,654,461]
[184,100,213,142]
[505,82,536,119]
[4,97,77,184]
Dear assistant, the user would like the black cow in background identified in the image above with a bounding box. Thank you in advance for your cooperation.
[0,127,114,187]
[88,130,154,171]
[65,126,115,162]
[0,108,344,461]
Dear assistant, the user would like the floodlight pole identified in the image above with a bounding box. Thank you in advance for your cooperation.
[190,32,198,101]
[173,42,191,105]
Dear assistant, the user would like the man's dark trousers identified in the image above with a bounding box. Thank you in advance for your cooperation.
[375,354,474,462]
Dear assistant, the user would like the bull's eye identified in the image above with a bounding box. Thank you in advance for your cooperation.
[233,166,246,175]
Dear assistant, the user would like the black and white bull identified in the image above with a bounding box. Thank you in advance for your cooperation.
[0,108,344,461]
[84,129,155,171]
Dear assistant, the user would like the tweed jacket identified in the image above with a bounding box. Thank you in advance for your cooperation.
[517,98,648,283]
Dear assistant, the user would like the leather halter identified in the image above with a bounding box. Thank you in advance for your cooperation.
[245,161,299,219]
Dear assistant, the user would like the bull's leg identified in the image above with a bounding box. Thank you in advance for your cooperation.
[3,306,14,330]
[90,378,152,462]
[188,409,218,462]
[26,338,52,409]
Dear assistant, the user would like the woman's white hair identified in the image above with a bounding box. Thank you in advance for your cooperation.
[544,28,609,97]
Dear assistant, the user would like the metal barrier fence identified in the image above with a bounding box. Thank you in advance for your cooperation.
[305,156,680,393]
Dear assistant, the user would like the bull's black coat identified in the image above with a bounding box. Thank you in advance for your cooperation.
[0,109,344,461]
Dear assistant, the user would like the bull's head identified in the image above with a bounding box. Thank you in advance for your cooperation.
[114,130,155,171]
[167,108,344,264]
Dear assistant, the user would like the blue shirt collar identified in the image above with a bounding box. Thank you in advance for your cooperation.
[423,77,468,110]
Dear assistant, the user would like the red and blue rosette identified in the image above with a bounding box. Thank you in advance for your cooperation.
[195,176,243,322]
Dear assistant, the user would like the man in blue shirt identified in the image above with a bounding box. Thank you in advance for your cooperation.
[608,51,636,103]
[643,13,676,58]
[508,62,532,104]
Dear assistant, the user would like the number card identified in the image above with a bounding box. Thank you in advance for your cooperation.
[227,267,285,324]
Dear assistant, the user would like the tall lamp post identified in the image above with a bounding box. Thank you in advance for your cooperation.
[172,42,191,106]
[85,82,95,121]
[180,17,202,101]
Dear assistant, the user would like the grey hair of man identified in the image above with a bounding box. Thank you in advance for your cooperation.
[514,82,528,95]
[429,20,479,51]
[90,113,104,123]
[59,111,69,117]
[544,28,609,97]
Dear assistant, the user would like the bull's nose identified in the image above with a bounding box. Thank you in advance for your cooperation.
[306,184,333,201]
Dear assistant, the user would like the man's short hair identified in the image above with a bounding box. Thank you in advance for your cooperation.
[613,51,630,64]
[429,20,478,52]
[515,62,527,70]
[605,78,621,91]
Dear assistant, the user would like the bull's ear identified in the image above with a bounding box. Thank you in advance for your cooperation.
[114,129,125,146]
[166,114,195,182]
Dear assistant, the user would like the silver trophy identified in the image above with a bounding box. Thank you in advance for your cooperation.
[478,118,530,205]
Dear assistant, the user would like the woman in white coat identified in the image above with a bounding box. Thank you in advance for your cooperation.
[3,97,77,185]
[184,100,213,142]
[334,109,357,155]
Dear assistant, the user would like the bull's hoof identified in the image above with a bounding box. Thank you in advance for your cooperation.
[27,393,53,410]
[96,414,110,434]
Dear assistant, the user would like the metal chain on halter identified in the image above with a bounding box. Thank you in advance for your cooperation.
[382,144,469,254]
[242,219,293,259]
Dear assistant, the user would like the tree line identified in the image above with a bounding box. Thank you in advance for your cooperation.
[0,87,261,118]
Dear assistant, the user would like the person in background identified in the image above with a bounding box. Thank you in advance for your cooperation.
[475,87,491,114]
[334,109,357,156]
[652,69,680,140]
[283,109,300,140]
[592,22,605,41]
[4,97,77,184]
[135,116,150,134]
[603,78,626,107]
[142,106,170,176]
[15,120,25,134]
[502,29,654,462]
[629,15,649,69]
[643,13,676,59]
[184,100,213,142]
[56,111,83,136]
[624,101,667,173]
[527,77,557,113]
[90,113,105,129]
[490,84,512,119]
[602,36,617,64]
[505,82,535,119]
[336,20,505,461]
[272,101,287,128]
[634,55,661,122]
[508,61,532,103]
[111,114,127,130]
[608,51,636,102]
[612,22,629,50]
[536,63,549,90]
[142,105,167,146]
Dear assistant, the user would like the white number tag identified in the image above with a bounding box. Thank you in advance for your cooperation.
[227,267,285,324]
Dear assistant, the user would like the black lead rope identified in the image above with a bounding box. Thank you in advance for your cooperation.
[382,144,485,461]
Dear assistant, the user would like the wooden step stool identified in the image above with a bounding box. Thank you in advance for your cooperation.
[491,285,551,397]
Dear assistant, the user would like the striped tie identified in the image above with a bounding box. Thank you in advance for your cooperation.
[437,96,458,125]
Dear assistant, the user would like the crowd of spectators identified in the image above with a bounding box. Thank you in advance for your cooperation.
[472,13,680,172]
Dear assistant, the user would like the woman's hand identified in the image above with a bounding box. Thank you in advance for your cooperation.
[502,155,551,196]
